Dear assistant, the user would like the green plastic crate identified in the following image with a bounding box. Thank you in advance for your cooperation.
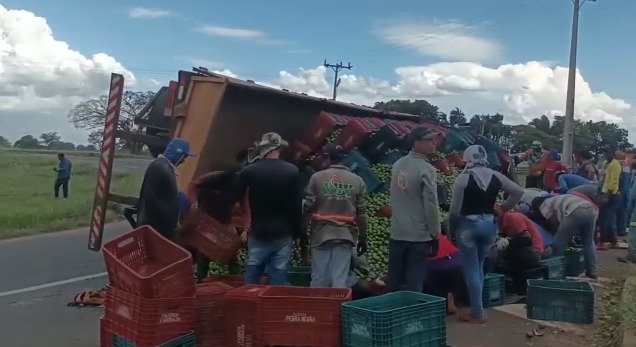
[526,279,594,324]
[112,332,196,347]
[564,249,585,277]
[539,256,566,279]
[287,266,311,287]
[342,291,447,347]
[483,273,505,307]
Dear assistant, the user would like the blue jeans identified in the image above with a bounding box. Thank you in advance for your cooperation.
[310,241,352,288]
[552,207,598,275]
[600,194,620,244]
[245,236,292,285]
[456,214,498,320]
[387,239,432,293]
[557,174,590,193]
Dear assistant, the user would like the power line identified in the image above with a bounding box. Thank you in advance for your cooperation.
[323,60,352,100]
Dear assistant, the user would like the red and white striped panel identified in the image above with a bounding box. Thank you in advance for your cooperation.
[88,73,125,251]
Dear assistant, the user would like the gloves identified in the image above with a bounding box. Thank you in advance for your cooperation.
[428,236,440,258]
[494,236,510,251]
[356,237,368,256]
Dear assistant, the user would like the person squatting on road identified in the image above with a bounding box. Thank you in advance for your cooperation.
[303,144,368,288]
[448,145,523,323]
[497,211,546,271]
[54,152,72,198]
[236,133,303,286]
[598,147,622,250]
[186,166,250,282]
[388,126,442,293]
[528,193,599,279]
[137,138,196,240]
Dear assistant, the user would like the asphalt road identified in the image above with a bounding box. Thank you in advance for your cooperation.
[0,222,130,347]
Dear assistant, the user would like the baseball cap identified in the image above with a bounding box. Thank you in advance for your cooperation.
[323,143,348,159]
[407,126,440,144]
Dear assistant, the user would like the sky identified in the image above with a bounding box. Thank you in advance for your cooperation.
[0,0,634,145]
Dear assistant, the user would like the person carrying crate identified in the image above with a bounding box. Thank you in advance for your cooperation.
[137,138,196,240]
[303,144,369,288]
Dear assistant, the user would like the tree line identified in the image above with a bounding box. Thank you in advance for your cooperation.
[373,99,633,154]
[0,132,97,151]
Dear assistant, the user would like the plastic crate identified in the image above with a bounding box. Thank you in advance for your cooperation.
[564,249,585,277]
[303,112,349,151]
[104,286,195,347]
[195,282,234,347]
[365,117,386,129]
[282,140,313,164]
[257,286,352,347]
[380,150,405,165]
[203,275,268,288]
[355,165,383,193]
[496,265,547,295]
[223,285,268,347]
[539,256,566,280]
[483,273,505,307]
[335,118,376,151]
[287,266,311,287]
[102,226,195,298]
[343,150,370,171]
[181,210,242,264]
[526,279,594,324]
[111,332,196,347]
[342,291,446,347]
[360,123,407,162]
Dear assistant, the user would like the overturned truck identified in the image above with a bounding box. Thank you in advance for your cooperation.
[87,68,516,252]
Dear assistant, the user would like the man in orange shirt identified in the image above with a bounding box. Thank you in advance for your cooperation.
[498,211,547,270]
[542,151,568,193]
[519,141,548,189]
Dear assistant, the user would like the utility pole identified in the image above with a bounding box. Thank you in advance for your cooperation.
[562,0,595,166]
[323,60,352,100]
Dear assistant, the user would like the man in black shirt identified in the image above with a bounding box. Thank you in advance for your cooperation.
[236,133,303,285]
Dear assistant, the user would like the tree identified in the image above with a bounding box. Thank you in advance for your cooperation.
[373,99,445,123]
[88,131,103,150]
[449,107,467,126]
[0,135,10,147]
[68,90,155,154]
[13,135,41,149]
[48,141,76,151]
[468,114,513,146]
[529,115,551,134]
[39,132,62,147]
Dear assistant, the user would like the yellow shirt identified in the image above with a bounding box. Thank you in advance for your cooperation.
[602,159,621,194]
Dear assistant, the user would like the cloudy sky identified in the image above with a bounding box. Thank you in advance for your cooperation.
[0,0,634,145]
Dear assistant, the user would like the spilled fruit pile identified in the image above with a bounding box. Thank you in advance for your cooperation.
[204,113,508,280]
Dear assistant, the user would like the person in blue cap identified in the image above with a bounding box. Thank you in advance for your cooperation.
[137,138,196,240]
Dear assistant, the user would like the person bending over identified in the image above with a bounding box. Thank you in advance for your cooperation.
[448,145,523,324]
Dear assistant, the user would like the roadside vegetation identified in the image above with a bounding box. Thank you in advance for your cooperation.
[0,151,142,239]
[597,276,636,347]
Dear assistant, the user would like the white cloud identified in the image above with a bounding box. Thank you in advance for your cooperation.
[128,7,172,19]
[196,25,266,40]
[376,20,502,63]
[258,62,633,138]
[0,5,134,144]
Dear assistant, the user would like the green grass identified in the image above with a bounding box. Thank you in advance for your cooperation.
[0,151,142,239]
[0,147,150,159]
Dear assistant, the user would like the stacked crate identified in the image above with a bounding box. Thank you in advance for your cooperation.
[100,226,196,347]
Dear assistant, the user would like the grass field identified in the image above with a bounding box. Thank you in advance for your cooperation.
[0,147,149,159]
[0,151,143,239]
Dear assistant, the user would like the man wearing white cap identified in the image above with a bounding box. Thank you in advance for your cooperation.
[236,132,304,285]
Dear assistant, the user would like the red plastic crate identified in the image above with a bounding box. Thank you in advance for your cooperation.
[100,316,111,347]
[334,118,376,151]
[257,286,352,347]
[104,286,195,346]
[203,275,268,288]
[223,285,269,347]
[281,140,313,164]
[102,226,195,298]
[195,282,233,347]
[365,117,386,129]
[303,112,349,151]
[181,210,242,264]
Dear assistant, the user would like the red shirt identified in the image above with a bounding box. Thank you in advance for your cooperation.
[499,212,544,254]
[430,235,458,261]
[543,161,567,191]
